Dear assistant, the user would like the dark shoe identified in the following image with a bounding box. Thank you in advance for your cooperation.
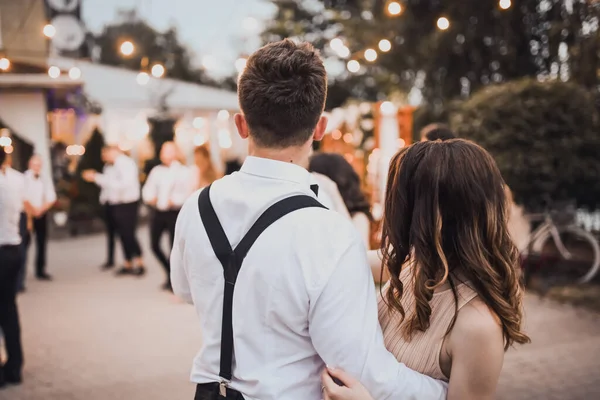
[36,273,53,281]
[2,368,22,386]
[132,266,146,277]
[101,263,115,271]
[115,267,134,276]
[161,281,173,292]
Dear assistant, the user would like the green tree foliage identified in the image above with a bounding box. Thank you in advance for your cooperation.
[94,9,217,86]
[451,79,600,210]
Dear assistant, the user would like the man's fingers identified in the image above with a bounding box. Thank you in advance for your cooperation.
[326,366,356,388]
[321,369,343,399]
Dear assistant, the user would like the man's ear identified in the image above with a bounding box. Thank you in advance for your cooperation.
[313,115,328,142]
[235,113,249,140]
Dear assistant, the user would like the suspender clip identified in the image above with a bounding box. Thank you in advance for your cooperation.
[219,380,228,397]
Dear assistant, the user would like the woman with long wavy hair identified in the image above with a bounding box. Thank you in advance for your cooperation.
[322,139,530,400]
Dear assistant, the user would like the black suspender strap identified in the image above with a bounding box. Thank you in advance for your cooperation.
[197,184,326,388]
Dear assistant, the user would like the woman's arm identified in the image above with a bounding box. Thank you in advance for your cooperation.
[446,300,504,400]
[352,212,371,249]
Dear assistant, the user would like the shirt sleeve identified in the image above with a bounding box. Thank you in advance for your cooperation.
[308,235,448,400]
[142,168,158,205]
[45,179,57,205]
[170,196,194,304]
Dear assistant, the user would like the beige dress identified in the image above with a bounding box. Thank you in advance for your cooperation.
[378,268,478,381]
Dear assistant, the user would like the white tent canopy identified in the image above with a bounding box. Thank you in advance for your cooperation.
[49,57,239,112]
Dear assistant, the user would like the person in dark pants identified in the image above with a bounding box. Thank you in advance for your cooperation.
[16,212,28,293]
[0,148,27,388]
[142,142,193,291]
[83,146,144,275]
[99,148,117,270]
[23,155,57,281]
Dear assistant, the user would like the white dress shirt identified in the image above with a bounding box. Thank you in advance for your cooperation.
[171,156,446,400]
[0,168,25,246]
[142,161,194,210]
[94,154,140,205]
[24,170,57,210]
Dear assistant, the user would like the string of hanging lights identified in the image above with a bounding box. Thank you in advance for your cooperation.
[342,0,512,73]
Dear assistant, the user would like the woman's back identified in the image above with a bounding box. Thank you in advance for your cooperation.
[378,267,478,381]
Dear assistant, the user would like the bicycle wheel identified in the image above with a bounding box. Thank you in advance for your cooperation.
[535,226,600,284]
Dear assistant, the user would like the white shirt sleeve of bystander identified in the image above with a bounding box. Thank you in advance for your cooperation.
[308,232,448,400]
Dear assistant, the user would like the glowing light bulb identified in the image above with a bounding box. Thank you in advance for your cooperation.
[68,67,81,80]
[43,24,56,38]
[499,0,511,10]
[48,66,61,79]
[364,48,378,62]
[330,38,344,51]
[120,41,135,56]
[378,39,392,52]
[218,110,230,121]
[151,64,165,78]
[380,101,397,116]
[387,2,402,16]
[347,60,360,73]
[0,58,10,71]
[437,17,450,31]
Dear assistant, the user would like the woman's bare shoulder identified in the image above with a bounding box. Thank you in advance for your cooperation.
[449,297,503,356]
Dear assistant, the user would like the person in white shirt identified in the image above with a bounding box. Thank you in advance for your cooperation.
[170,40,446,400]
[0,148,30,387]
[23,154,57,281]
[83,146,145,276]
[99,149,117,270]
[142,141,194,291]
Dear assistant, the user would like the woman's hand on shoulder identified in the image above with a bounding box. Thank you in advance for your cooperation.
[447,299,505,400]
[321,367,374,400]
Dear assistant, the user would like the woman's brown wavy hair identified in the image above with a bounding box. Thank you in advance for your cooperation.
[381,139,530,350]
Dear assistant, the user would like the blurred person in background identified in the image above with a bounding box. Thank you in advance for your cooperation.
[23,155,56,282]
[0,147,31,387]
[322,140,530,400]
[83,146,144,276]
[99,147,117,270]
[192,145,219,190]
[420,123,456,142]
[2,153,31,294]
[142,142,194,291]
[309,153,372,247]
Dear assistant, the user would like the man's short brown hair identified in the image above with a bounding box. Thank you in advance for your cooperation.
[238,39,327,148]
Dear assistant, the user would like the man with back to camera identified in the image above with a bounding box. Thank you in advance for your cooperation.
[170,40,447,400]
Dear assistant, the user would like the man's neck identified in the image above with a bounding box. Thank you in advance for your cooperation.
[249,143,311,169]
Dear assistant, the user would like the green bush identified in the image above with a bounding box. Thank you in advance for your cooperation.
[451,79,600,211]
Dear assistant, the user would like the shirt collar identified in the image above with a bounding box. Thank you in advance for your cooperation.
[240,156,311,185]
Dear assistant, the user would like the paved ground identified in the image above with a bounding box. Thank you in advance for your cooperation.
[2,228,600,400]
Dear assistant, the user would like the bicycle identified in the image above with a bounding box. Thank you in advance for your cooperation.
[521,206,600,285]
